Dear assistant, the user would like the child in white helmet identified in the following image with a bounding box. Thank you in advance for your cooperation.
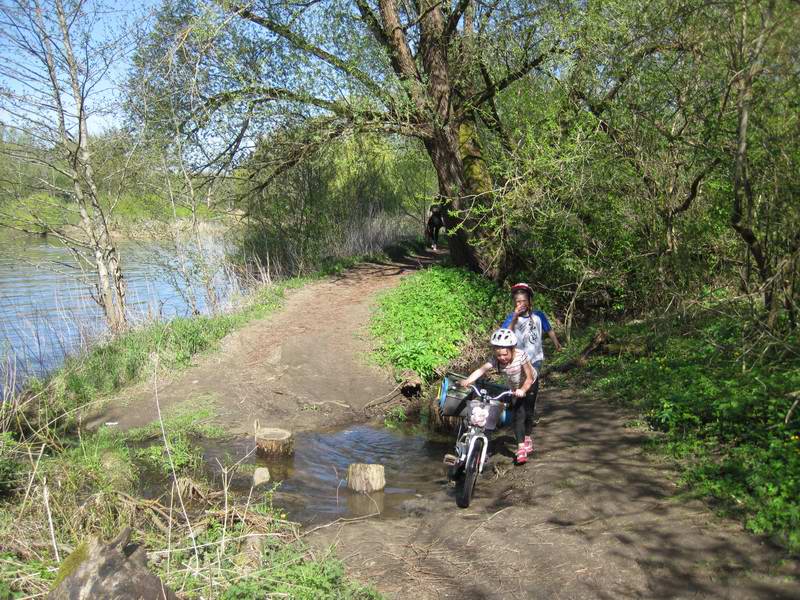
[457,328,537,464]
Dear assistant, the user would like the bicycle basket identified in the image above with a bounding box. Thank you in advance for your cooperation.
[485,400,505,430]
[439,375,470,417]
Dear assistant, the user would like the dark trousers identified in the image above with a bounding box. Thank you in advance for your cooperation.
[511,377,540,444]
[427,224,441,245]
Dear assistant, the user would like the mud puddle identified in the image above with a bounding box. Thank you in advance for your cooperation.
[200,424,453,524]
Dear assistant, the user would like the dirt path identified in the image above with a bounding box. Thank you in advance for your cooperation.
[94,257,430,434]
[310,386,800,599]
[94,256,798,598]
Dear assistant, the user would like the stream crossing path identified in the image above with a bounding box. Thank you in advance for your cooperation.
[95,254,799,599]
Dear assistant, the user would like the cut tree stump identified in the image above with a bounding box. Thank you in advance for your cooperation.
[347,463,385,493]
[399,369,422,397]
[254,421,294,457]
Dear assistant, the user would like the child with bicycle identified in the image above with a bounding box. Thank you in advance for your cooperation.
[456,328,537,464]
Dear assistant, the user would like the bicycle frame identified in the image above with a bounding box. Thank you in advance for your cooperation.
[449,386,513,474]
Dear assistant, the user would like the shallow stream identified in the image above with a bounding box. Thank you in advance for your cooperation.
[200,424,453,524]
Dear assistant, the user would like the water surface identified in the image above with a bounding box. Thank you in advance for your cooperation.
[0,232,234,381]
[201,425,453,524]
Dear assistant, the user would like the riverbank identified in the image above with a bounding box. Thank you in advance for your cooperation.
[0,247,434,597]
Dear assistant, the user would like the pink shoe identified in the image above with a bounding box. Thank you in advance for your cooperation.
[515,445,528,465]
[524,436,534,453]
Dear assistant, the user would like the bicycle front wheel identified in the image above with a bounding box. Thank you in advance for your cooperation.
[456,439,482,508]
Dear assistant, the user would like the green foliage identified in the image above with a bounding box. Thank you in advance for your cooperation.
[383,406,407,429]
[136,431,202,476]
[370,266,505,379]
[1,193,76,232]
[45,428,137,496]
[221,545,381,600]
[0,433,21,497]
[0,551,55,598]
[237,133,434,279]
[554,308,800,551]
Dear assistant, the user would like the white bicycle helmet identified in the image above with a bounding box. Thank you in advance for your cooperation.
[490,328,517,347]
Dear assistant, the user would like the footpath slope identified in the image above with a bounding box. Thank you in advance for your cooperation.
[95,258,427,434]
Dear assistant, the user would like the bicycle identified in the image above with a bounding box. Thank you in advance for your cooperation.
[441,382,513,508]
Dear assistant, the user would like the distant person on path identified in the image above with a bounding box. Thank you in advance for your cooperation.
[501,282,563,453]
[426,206,444,250]
[457,328,537,464]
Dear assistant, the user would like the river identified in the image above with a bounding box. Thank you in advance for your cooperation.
[0,231,234,383]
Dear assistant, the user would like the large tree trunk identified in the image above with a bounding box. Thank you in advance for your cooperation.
[424,130,482,271]
[458,115,504,279]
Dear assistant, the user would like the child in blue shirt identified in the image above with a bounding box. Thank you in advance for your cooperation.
[501,283,563,453]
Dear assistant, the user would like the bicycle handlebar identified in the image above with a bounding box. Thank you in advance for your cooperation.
[468,385,514,402]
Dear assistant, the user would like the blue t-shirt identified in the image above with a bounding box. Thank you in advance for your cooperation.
[501,310,551,365]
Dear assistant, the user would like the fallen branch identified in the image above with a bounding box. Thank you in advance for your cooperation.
[466,506,512,545]
[300,512,381,537]
[362,383,403,413]
[786,392,800,425]
[548,330,609,374]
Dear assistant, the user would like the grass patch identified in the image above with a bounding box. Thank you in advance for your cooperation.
[551,308,800,552]
[136,431,202,476]
[221,544,381,600]
[125,403,226,442]
[383,405,408,429]
[370,266,505,379]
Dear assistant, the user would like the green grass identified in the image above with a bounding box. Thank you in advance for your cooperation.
[551,310,800,552]
[1,193,77,233]
[125,403,226,442]
[383,405,408,429]
[105,193,217,225]
[370,266,505,379]
[221,545,381,600]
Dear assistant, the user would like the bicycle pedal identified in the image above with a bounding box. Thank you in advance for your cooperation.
[443,454,459,466]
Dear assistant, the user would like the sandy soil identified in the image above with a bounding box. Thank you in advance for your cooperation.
[91,256,431,435]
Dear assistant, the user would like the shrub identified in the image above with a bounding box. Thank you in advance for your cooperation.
[370,266,505,379]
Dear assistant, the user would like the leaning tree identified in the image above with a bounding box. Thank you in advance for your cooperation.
[133,0,563,274]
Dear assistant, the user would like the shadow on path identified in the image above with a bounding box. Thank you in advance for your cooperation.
[312,385,800,599]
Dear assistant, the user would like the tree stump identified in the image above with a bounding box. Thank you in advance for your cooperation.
[399,369,422,397]
[254,421,294,457]
[347,463,385,493]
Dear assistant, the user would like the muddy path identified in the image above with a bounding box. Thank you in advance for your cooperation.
[94,255,798,598]
[310,387,800,599]
[92,255,432,434]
